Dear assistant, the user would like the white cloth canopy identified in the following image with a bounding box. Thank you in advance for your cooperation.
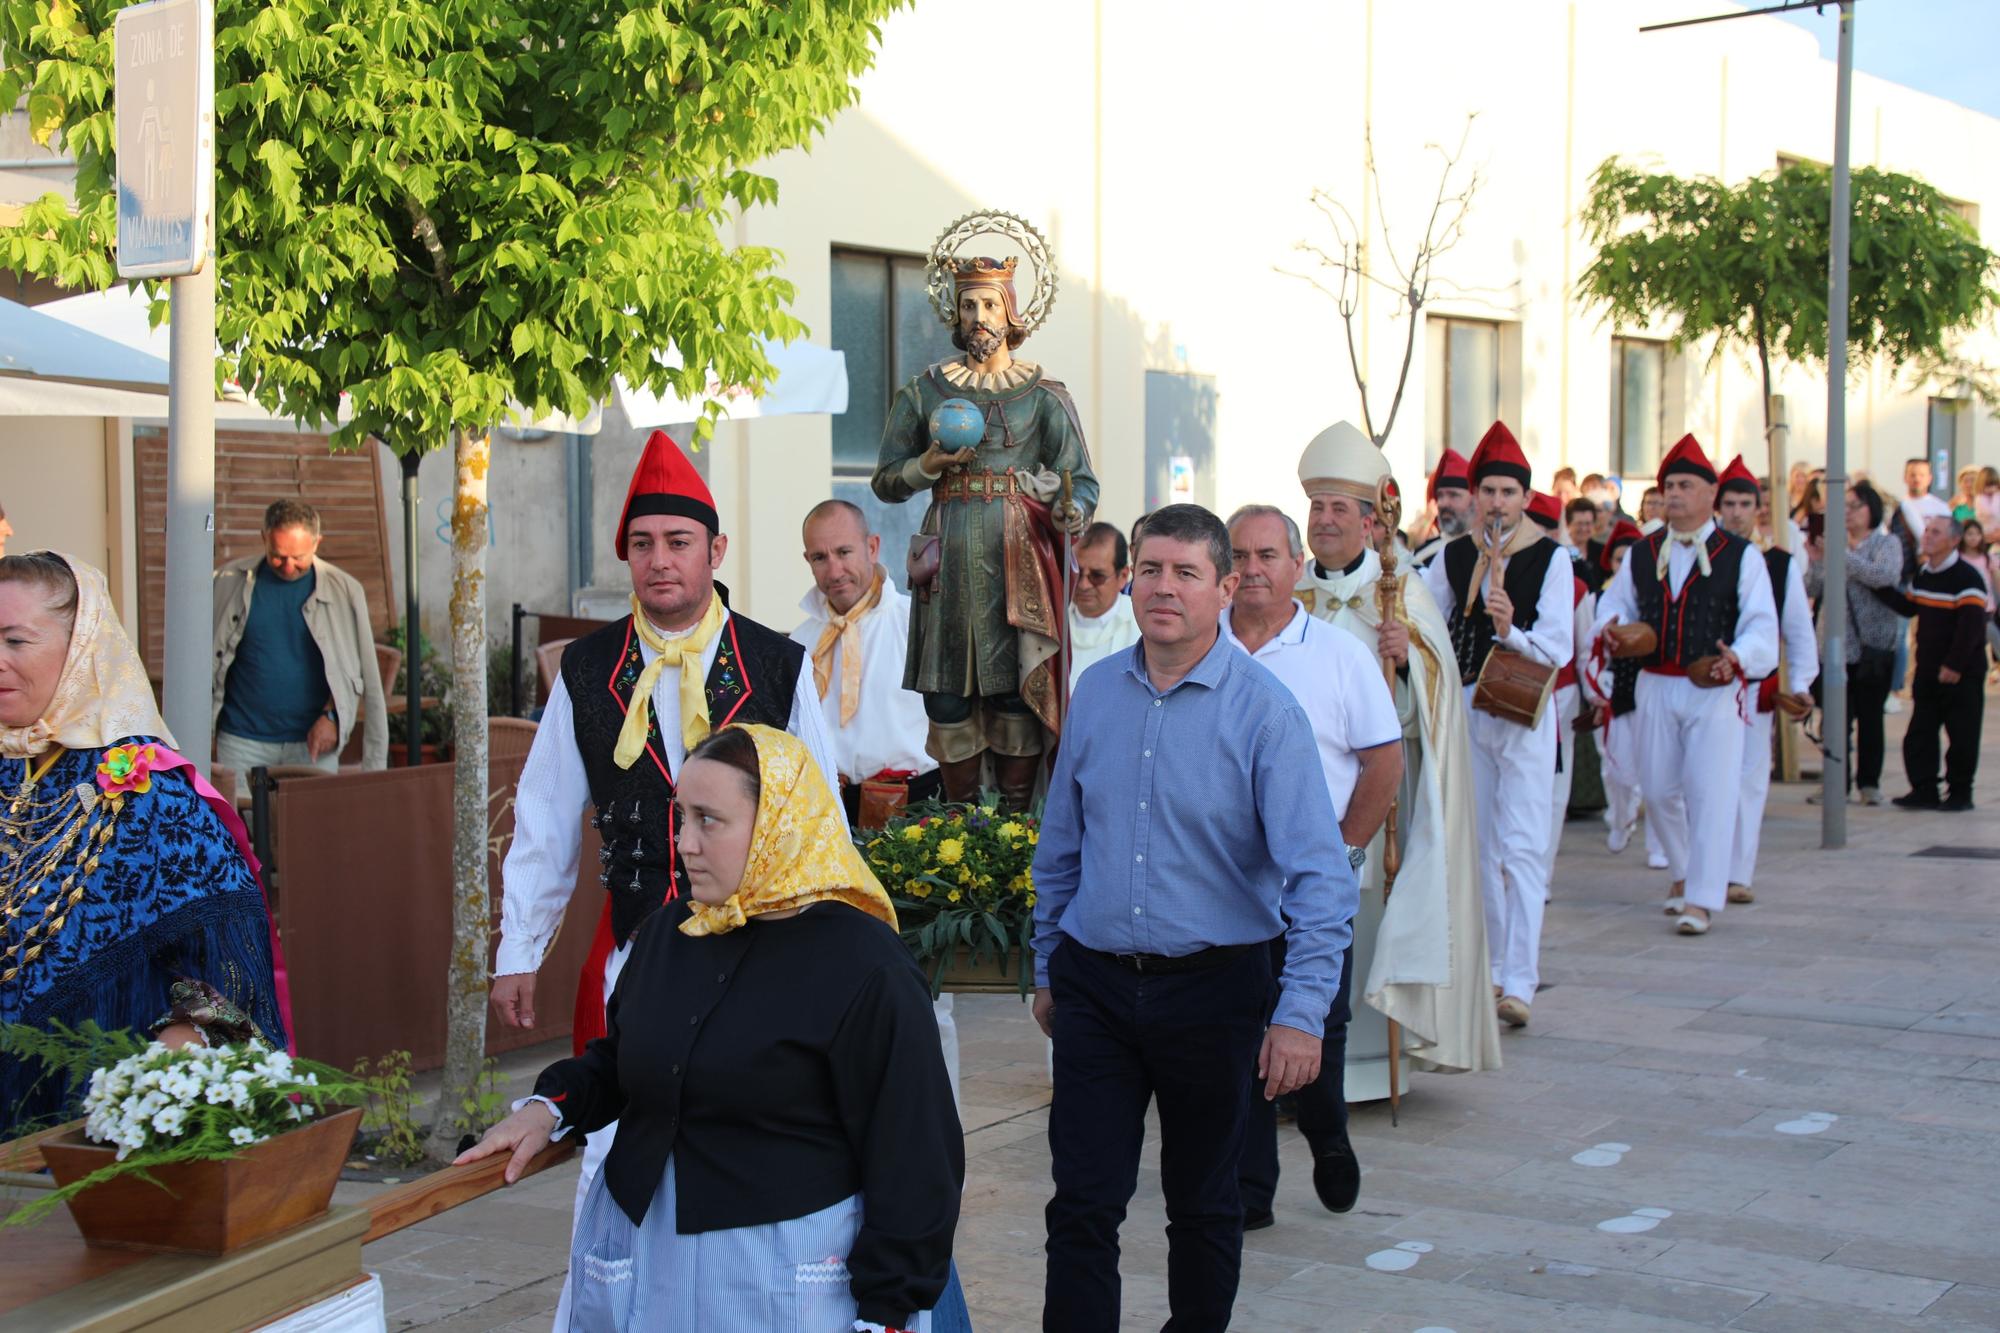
[36,287,848,432]
[0,294,168,393]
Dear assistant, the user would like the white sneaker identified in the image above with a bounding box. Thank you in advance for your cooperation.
[1885,696,1905,715]
[1608,821,1634,854]
[1647,851,1670,870]
[1860,787,1885,806]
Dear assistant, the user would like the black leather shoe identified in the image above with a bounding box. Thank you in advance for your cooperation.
[1312,1137,1361,1214]
[1891,791,1941,809]
[1940,793,1975,812]
[1243,1207,1276,1231]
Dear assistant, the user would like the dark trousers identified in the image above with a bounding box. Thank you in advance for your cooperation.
[1845,656,1893,791]
[1904,670,1985,798]
[1238,939,1353,1216]
[1044,937,1272,1333]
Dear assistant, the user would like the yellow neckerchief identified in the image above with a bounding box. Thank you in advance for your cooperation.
[1466,519,1542,612]
[809,567,886,728]
[680,724,897,937]
[615,591,727,768]
[0,554,173,760]
[1657,521,1715,582]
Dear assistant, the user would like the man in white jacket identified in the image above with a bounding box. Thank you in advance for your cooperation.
[1067,521,1140,688]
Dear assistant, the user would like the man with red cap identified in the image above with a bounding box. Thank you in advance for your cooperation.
[1590,435,1778,936]
[1715,456,1818,904]
[1525,492,1594,900]
[1413,447,1473,566]
[489,429,843,1325]
[1419,423,1574,1028]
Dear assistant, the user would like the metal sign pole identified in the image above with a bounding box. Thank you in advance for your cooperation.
[117,0,216,774]
[163,242,216,775]
[1819,0,1855,846]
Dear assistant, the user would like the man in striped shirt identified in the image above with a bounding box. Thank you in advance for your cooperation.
[1885,515,1991,812]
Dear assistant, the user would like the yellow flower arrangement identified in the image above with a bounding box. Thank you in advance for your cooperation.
[857,799,1043,995]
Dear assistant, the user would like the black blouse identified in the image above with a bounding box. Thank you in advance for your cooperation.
[533,899,963,1325]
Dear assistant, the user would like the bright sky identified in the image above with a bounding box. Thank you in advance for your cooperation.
[1770,0,2000,120]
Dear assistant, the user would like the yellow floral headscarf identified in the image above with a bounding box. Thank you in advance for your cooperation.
[0,553,174,760]
[679,723,897,937]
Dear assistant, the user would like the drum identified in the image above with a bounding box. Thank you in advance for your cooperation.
[1472,649,1559,728]
[1604,622,1658,660]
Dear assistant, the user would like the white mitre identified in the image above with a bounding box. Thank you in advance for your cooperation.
[1298,419,1401,509]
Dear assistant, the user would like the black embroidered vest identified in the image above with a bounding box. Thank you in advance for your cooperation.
[561,613,803,945]
[1629,527,1750,670]
[1442,532,1560,684]
[1754,548,1792,685]
[1609,656,1642,717]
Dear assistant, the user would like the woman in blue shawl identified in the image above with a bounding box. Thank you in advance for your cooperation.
[1,552,289,1137]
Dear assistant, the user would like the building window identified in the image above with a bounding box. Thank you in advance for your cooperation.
[1425,316,1501,461]
[1927,397,1964,498]
[1609,336,1666,479]
[828,247,957,574]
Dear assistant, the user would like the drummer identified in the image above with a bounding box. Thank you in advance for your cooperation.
[1419,423,1573,1028]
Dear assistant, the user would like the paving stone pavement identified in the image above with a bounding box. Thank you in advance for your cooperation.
[356,695,2000,1330]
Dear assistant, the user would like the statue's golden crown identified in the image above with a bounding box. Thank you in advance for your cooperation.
[951,256,1018,286]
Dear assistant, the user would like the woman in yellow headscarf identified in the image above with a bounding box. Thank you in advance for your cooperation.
[460,724,965,1332]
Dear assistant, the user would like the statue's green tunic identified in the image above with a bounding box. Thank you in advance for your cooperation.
[871,360,1098,704]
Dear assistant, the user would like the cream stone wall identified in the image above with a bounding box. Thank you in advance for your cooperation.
[706,0,2000,625]
[12,0,2000,641]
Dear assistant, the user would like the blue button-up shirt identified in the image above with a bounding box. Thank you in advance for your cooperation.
[1030,629,1358,1037]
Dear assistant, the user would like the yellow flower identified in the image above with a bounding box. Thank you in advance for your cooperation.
[957,867,974,885]
[1026,892,1037,906]
[980,804,996,816]
[901,825,924,843]
[1028,830,1039,845]
[948,889,962,902]
[997,820,1023,840]
[936,838,964,865]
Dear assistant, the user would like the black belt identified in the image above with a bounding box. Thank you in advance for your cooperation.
[1088,940,1264,975]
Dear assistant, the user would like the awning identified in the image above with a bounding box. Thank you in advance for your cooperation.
[616,340,848,428]
[0,294,169,393]
[32,289,849,432]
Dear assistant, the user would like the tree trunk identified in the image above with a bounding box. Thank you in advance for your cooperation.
[423,427,492,1164]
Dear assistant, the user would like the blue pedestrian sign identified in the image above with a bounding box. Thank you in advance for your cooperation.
[115,0,212,278]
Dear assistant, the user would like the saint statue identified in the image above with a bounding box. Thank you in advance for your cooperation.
[871,213,1097,810]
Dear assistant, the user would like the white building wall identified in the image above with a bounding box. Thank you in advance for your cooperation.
[700,0,2000,626]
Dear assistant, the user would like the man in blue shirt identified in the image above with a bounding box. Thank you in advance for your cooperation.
[1031,504,1358,1332]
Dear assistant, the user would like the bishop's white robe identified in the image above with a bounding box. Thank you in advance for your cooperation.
[1301,549,1501,1077]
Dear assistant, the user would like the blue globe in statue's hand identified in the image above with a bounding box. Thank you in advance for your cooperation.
[928,398,986,451]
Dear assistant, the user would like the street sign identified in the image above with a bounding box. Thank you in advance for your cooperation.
[115,0,212,278]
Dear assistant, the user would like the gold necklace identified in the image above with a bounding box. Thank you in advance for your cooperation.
[0,789,122,984]
[8,748,66,815]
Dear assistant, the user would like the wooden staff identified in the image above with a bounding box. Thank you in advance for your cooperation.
[1372,479,1406,1126]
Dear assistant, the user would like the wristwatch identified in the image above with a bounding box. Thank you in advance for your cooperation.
[1346,844,1367,871]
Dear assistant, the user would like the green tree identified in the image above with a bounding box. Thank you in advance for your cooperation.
[1,0,905,1162]
[1576,157,2000,442]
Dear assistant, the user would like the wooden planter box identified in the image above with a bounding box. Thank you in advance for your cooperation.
[925,944,1031,996]
[39,1106,362,1256]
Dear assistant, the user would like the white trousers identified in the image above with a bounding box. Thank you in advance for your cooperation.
[1465,687,1555,1002]
[1729,709,1776,888]
[1635,672,1748,913]
[1543,685,1579,895]
[551,950,964,1333]
[1602,711,1645,838]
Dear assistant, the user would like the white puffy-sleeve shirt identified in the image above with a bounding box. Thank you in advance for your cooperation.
[494,613,845,977]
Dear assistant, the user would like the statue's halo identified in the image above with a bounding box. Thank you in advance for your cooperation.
[925,210,1059,336]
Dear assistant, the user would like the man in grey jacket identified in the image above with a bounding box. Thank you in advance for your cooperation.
[211,499,388,772]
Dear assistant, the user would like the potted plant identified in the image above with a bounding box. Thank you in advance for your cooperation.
[858,801,1039,996]
[2,1023,375,1255]
[385,627,455,764]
